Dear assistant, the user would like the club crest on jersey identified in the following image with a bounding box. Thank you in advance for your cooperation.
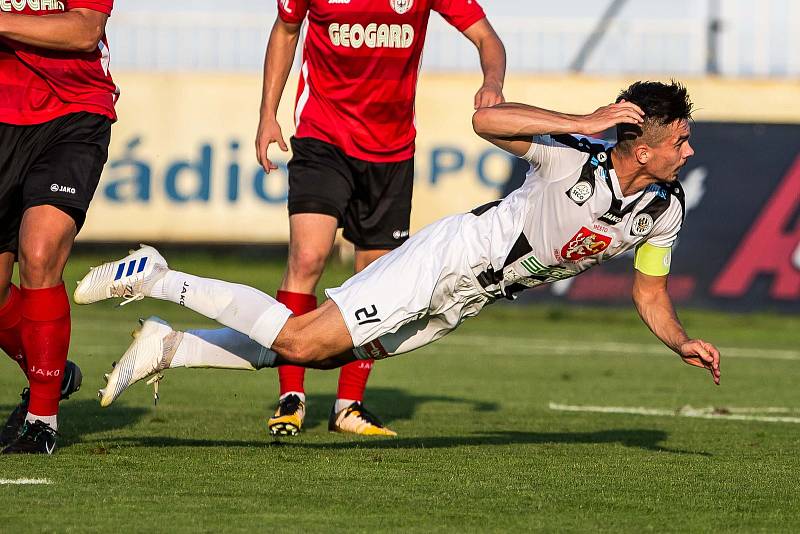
[567,180,593,205]
[561,227,612,261]
[390,0,413,14]
[630,213,654,236]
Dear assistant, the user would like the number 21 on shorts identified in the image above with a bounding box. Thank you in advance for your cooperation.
[355,305,380,325]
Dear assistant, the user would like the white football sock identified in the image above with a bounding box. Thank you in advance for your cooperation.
[149,270,291,348]
[26,413,57,431]
[335,398,358,413]
[170,328,277,370]
[281,391,306,403]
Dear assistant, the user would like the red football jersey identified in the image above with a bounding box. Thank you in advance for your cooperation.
[279,0,485,162]
[0,0,118,126]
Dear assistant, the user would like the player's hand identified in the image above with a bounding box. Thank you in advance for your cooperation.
[255,117,288,173]
[474,83,505,109]
[678,339,721,385]
[577,100,644,136]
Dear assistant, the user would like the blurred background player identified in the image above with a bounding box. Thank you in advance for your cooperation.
[254,0,506,436]
[0,1,117,454]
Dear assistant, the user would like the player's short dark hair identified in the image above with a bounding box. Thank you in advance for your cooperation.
[615,80,693,151]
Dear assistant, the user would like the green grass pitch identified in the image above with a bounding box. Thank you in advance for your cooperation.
[1,250,799,533]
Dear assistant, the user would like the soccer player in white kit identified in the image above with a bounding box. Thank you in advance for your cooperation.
[75,81,721,407]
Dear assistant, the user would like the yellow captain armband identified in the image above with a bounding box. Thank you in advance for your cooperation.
[634,242,672,276]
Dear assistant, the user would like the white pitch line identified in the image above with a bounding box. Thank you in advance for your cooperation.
[549,402,800,424]
[437,335,800,362]
[0,479,52,485]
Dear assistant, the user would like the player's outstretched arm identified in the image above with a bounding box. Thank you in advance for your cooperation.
[0,8,107,52]
[256,17,302,173]
[472,100,645,158]
[462,18,506,109]
[631,270,721,385]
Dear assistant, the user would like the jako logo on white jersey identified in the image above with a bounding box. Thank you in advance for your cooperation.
[0,0,64,12]
[328,23,414,49]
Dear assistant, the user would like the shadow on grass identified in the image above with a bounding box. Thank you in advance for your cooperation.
[300,387,499,429]
[54,387,707,455]
[33,386,494,450]
[55,399,149,449]
[96,428,707,456]
[298,429,707,455]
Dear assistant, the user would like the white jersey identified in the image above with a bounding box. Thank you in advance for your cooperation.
[328,134,686,358]
[468,134,685,298]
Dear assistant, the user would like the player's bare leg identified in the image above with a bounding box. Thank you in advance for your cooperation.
[326,246,397,436]
[3,206,81,454]
[269,212,337,435]
[283,214,338,289]
[271,214,395,436]
[272,300,357,369]
[18,206,76,288]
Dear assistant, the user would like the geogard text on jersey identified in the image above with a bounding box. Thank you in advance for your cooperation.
[328,23,414,49]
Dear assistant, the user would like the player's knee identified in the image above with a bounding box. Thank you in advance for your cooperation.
[18,243,63,286]
[286,249,328,283]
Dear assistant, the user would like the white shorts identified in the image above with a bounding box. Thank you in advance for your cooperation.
[326,213,494,359]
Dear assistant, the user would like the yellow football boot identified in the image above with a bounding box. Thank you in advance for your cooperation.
[268,394,305,436]
[328,401,397,436]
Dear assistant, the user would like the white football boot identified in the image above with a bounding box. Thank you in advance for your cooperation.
[74,245,168,306]
[99,317,182,407]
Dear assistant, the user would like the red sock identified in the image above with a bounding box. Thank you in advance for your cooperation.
[276,290,317,396]
[0,284,26,375]
[337,359,373,402]
[20,283,71,417]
